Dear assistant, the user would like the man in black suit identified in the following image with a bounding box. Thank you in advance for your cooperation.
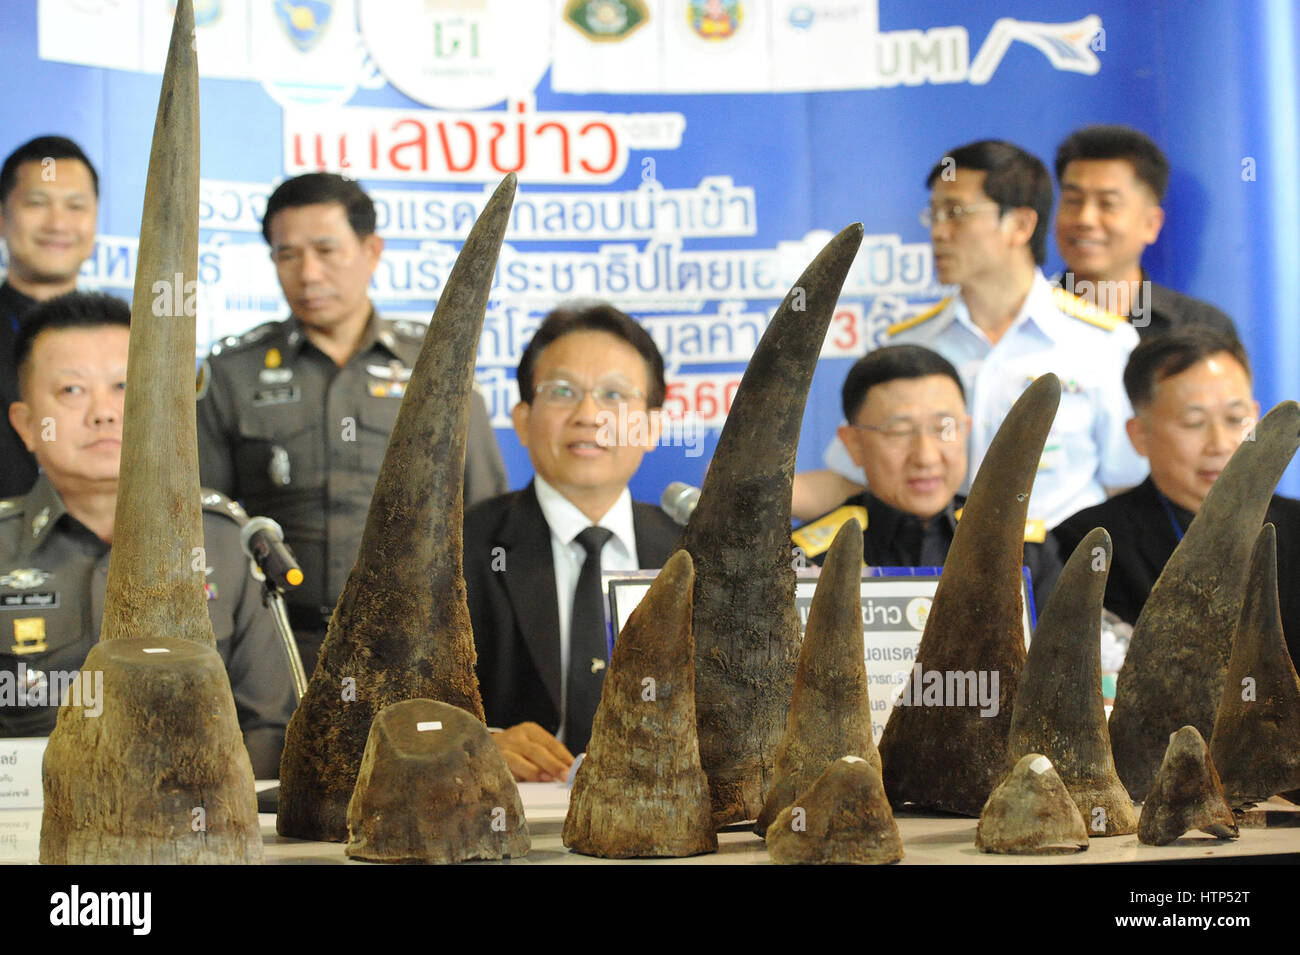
[1053,125,1238,339]
[464,304,679,782]
[1056,328,1300,668]
[1,136,101,497]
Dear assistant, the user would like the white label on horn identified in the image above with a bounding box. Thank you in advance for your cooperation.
[841,756,866,764]
[1029,755,1053,775]
[417,721,443,732]
[142,648,171,654]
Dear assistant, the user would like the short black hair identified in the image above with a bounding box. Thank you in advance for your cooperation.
[1,135,100,205]
[14,291,130,397]
[1123,327,1250,412]
[261,173,376,244]
[842,344,966,422]
[926,140,1053,265]
[517,303,666,408]
[1055,125,1170,202]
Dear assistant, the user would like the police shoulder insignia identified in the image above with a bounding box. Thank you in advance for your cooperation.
[200,488,249,526]
[953,507,1046,543]
[224,322,280,351]
[0,499,20,517]
[390,319,428,341]
[792,505,870,559]
[886,298,950,337]
[1051,287,1126,331]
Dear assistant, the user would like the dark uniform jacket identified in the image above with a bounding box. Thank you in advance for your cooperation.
[0,476,296,776]
[0,281,40,498]
[196,311,508,632]
[1056,477,1300,668]
[1056,270,1238,341]
[463,482,681,735]
[793,490,1063,617]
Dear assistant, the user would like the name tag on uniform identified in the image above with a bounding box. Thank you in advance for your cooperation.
[1,593,58,610]
[252,385,302,407]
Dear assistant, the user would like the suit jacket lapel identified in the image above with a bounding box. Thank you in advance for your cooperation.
[632,502,680,568]
[1133,478,1183,581]
[499,482,564,715]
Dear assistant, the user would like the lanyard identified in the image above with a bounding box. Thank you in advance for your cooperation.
[1155,488,1186,543]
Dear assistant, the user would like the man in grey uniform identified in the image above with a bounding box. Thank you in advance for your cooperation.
[1,292,294,777]
[196,173,507,675]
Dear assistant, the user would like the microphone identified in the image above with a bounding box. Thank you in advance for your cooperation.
[661,482,701,525]
[239,516,305,593]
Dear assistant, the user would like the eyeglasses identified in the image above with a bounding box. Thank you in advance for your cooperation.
[851,417,967,444]
[534,379,645,409]
[919,202,1001,228]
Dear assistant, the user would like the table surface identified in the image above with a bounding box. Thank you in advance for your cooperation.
[5,783,1299,865]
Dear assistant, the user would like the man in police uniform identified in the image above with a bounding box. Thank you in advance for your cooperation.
[0,136,101,498]
[795,139,1148,528]
[1053,125,1239,339]
[1056,328,1300,669]
[793,344,1061,613]
[196,173,508,675]
[1,292,294,777]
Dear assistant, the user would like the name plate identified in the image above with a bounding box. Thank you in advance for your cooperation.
[0,737,47,810]
[605,567,1034,743]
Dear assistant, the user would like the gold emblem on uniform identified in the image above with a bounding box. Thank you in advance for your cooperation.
[265,347,282,369]
[12,617,48,655]
[0,567,51,589]
[590,658,606,674]
[31,506,50,539]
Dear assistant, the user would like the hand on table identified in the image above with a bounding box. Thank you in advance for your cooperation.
[492,722,575,782]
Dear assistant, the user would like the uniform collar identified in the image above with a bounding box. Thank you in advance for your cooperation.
[952,269,1058,345]
[15,474,72,558]
[862,490,957,543]
[533,474,636,558]
[286,306,402,361]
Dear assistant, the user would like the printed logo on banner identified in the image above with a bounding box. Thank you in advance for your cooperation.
[253,0,362,107]
[689,0,743,40]
[785,3,868,31]
[565,0,650,42]
[788,5,813,30]
[192,0,225,29]
[358,0,554,110]
[273,0,334,53]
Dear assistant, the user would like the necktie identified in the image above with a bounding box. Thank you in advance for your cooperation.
[566,525,614,754]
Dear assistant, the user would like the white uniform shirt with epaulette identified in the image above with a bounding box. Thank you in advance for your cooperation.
[824,270,1148,528]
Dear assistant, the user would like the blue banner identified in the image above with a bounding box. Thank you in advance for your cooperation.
[2,0,1296,500]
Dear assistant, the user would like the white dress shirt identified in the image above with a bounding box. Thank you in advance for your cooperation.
[823,270,1148,528]
[532,474,639,745]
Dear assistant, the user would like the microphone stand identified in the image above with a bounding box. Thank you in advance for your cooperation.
[249,560,310,700]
